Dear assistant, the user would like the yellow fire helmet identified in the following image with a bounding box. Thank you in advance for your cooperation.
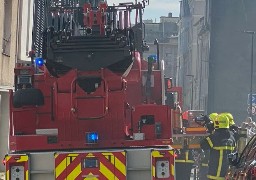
[222,112,235,125]
[209,113,218,121]
[214,114,230,129]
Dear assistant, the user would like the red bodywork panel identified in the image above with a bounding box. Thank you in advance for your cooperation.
[9,53,174,152]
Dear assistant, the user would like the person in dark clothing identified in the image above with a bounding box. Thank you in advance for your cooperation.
[221,112,240,143]
[199,112,218,179]
[207,112,218,134]
[175,149,194,180]
[200,114,236,180]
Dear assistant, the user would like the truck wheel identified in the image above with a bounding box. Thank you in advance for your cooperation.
[13,88,44,108]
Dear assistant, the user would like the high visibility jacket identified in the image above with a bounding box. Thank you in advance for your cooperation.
[200,129,236,180]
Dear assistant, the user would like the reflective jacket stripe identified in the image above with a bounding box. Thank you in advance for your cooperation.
[217,150,223,177]
[175,160,194,163]
[206,137,213,147]
[206,137,234,150]
[175,151,194,163]
[185,151,194,163]
[202,163,208,167]
[207,174,225,180]
[206,137,235,179]
[213,146,235,150]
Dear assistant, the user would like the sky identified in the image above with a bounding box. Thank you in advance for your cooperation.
[107,0,180,21]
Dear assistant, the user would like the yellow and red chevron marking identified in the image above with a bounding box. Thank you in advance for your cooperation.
[151,150,175,180]
[55,151,126,180]
[5,154,29,180]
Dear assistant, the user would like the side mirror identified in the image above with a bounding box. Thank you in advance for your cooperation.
[228,152,239,166]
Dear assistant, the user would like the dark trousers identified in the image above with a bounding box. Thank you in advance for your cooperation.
[199,165,208,180]
[175,162,193,180]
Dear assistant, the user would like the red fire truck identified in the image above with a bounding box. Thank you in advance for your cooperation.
[3,0,179,179]
[3,0,210,179]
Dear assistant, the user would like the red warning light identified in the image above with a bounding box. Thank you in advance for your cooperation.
[167,79,172,89]
[2,159,6,166]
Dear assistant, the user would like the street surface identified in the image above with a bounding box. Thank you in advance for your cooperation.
[0,172,4,180]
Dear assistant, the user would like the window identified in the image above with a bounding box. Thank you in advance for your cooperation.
[82,158,99,168]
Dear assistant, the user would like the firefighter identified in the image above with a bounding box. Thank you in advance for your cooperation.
[209,112,218,120]
[207,112,218,134]
[222,112,238,133]
[221,112,240,142]
[200,114,236,180]
[241,117,256,139]
[199,112,218,179]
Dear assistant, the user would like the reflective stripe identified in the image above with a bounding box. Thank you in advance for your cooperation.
[99,162,116,179]
[206,138,235,151]
[152,164,156,177]
[6,170,9,180]
[67,163,81,180]
[151,150,175,179]
[55,156,67,178]
[55,152,126,179]
[185,151,189,160]
[185,151,194,163]
[207,174,225,180]
[102,152,126,176]
[206,137,213,147]
[213,146,235,150]
[114,156,126,176]
[5,155,29,180]
[16,156,28,162]
[175,151,194,163]
[171,164,175,176]
[202,163,208,167]
[217,150,223,177]
[175,160,194,163]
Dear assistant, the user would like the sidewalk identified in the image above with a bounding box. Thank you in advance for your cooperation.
[0,172,4,180]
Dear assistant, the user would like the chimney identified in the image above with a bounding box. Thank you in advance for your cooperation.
[168,13,172,17]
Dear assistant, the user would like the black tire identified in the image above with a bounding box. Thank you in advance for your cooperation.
[13,88,44,108]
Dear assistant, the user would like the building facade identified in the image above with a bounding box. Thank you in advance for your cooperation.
[208,0,256,122]
[178,0,256,123]
[0,0,34,171]
[143,13,179,83]
[176,0,208,111]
